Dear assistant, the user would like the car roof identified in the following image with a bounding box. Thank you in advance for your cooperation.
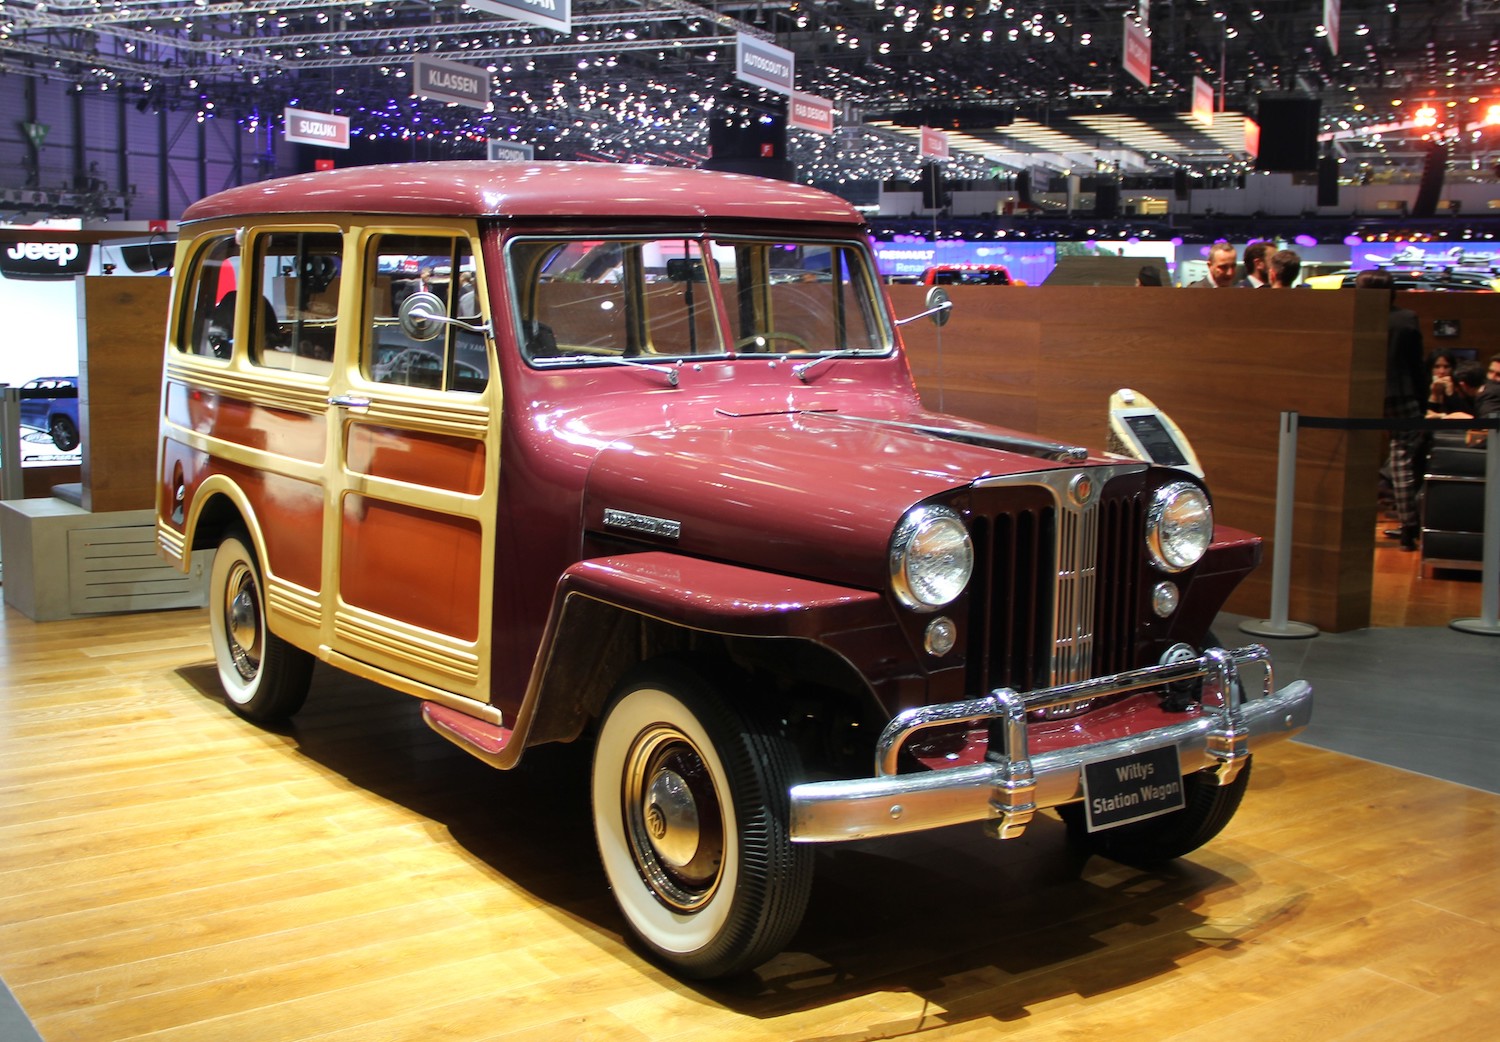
[181,161,865,227]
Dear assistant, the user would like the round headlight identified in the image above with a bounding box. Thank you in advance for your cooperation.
[1147,481,1213,572]
[891,505,973,610]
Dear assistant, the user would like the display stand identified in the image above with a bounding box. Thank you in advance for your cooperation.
[0,277,205,621]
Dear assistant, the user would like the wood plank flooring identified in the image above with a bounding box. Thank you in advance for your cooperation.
[3,599,1498,1042]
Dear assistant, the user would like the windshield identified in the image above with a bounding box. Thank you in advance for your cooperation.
[506,235,891,366]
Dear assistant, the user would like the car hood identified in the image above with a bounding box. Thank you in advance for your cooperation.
[581,408,1095,591]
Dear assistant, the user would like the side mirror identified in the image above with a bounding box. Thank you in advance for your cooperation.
[398,291,447,342]
[895,287,954,328]
[925,286,952,327]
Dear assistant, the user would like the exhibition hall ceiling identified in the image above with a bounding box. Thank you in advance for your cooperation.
[2,0,1498,182]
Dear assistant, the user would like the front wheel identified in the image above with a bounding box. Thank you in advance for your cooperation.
[49,414,79,451]
[591,661,812,979]
[1059,757,1253,867]
[208,533,313,723]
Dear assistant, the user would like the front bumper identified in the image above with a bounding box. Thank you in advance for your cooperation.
[788,644,1312,842]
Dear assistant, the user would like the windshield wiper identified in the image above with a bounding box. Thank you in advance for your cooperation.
[792,350,878,383]
[536,353,682,387]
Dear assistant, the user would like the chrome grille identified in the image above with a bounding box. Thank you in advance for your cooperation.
[969,466,1147,699]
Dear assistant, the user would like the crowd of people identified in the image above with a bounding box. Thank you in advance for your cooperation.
[1186,240,1304,289]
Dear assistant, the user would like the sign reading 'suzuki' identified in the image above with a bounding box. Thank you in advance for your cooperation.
[283,108,350,149]
[736,34,795,95]
[414,55,492,111]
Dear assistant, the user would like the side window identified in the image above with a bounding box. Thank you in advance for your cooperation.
[183,235,240,359]
[366,234,487,393]
[248,231,341,378]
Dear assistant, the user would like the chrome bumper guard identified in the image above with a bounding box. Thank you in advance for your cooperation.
[788,645,1312,843]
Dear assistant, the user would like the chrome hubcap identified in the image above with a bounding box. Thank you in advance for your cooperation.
[224,563,261,681]
[623,727,725,912]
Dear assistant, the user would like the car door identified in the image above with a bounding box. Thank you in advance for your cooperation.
[324,225,497,702]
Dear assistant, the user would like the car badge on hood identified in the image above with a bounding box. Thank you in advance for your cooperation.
[604,508,682,540]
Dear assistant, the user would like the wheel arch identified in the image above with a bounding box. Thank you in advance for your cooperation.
[183,475,265,567]
[513,554,896,776]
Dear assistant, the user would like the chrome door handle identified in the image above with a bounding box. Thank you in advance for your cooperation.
[328,394,371,411]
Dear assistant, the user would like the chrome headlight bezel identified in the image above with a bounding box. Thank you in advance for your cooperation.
[1146,481,1213,572]
[890,504,974,612]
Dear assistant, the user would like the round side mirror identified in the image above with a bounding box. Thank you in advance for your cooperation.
[925,286,952,327]
[398,291,446,342]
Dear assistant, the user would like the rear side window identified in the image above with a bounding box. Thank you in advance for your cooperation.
[182,235,240,359]
[248,231,342,378]
[365,234,486,393]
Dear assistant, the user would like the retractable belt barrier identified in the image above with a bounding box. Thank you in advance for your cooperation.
[1239,412,1500,639]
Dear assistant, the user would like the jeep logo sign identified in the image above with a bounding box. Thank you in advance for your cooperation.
[0,240,92,280]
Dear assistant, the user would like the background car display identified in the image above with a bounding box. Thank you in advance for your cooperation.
[17,375,81,451]
[1305,268,1500,291]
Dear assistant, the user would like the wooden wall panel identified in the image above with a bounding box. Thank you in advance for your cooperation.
[895,285,1393,632]
[77,277,173,514]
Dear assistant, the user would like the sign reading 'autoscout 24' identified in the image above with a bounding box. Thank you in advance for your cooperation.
[736,34,795,95]
[413,55,492,111]
[467,0,571,34]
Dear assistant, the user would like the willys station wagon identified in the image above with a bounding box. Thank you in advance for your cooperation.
[156,161,1313,979]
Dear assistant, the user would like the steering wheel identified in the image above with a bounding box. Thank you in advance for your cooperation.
[734,331,811,353]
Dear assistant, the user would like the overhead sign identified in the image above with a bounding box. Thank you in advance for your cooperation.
[0,240,92,280]
[736,34,795,95]
[789,92,835,135]
[414,55,492,111]
[919,126,950,159]
[488,140,536,161]
[1191,76,1215,128]
[283,108,350,149]
[1122,16,1151,87]
[466,0,570,34]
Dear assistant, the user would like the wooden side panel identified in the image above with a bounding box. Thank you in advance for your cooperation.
[76,277,173,514]
[897,284,1392,632]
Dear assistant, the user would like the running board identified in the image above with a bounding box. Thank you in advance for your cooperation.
[422,702,515,770]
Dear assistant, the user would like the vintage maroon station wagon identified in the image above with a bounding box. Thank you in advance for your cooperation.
[156,161,1313,978]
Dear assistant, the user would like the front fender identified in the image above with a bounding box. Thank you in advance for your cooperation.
[503,552,895,763]
[558,552,889,638]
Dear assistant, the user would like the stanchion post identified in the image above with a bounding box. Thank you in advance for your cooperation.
[1240,410,1320,639]
[1450,428,1500,636]
[1,386,24,502]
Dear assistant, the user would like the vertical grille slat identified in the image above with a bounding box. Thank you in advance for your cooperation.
[972,469,1147,701]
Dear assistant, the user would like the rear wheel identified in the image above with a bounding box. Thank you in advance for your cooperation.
[591,661,812,978]
[1059,758,1252,867]
[208,534,312,723]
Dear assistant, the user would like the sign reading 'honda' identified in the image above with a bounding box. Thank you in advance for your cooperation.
[0,240,93,280]
[283,108,350,149]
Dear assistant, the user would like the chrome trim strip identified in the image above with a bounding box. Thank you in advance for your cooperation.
[789,644,1312,843]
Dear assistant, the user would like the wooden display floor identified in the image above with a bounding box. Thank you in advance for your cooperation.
[2,605,1497,1042]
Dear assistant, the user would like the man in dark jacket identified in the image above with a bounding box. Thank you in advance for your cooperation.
[1356,269,1426,549]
